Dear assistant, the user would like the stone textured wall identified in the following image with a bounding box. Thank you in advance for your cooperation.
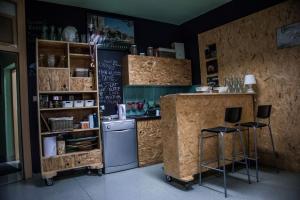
[198,0,300,171]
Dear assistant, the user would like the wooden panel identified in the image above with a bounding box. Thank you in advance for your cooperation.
[70,77,95,91]
[137,120,163,167]
[74,150,101,167]
[42,157,61,172]
[60,155,75,169]
[38,68,69,91]
[123,55,192,86]
[161,93,253,181]
[198,0,300,171]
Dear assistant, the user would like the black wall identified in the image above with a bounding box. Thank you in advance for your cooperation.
[180,0,285,84]
[25,0,181,173]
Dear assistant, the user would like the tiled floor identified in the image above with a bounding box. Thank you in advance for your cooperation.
[0,164,299,200]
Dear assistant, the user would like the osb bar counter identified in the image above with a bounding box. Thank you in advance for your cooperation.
[160,93,254,182]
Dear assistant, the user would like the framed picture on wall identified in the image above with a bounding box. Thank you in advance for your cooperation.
[206,59,218,75]
[207,75,219,87]
[204,43,217,59]
[277,22,300,48]
[87,13,134,49]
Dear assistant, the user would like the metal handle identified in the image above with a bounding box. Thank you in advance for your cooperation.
[111,129,129,133]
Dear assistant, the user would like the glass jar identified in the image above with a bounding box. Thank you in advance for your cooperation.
[130,45,137,55]
[57,55,66,68]
[147,47,153,56]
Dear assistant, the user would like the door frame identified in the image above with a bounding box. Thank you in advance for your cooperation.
[0,0,32,179]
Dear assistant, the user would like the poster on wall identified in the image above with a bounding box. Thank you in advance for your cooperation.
[277,22,300,48]
[87,14,134,50]
[207,76,219,87]
[206,59,218,75]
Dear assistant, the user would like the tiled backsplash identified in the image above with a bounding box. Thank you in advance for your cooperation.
[123,86,194,116]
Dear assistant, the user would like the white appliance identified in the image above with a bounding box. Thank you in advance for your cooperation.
[172,42,185,59]
[117,104,126,120]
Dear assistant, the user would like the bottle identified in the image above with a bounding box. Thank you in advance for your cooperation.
[147,47,153,56]
[130,45,137,55]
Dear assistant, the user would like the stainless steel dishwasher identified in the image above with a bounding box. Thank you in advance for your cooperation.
[101,119,138,173]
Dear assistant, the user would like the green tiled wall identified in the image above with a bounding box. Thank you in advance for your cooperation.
[123,86,193,115]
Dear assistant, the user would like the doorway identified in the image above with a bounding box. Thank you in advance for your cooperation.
[0,51,23,185]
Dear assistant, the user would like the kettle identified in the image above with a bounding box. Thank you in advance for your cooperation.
[117,104,126,120]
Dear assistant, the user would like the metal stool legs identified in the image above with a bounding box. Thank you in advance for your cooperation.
[231,130,251,183]
[219,132,227,197]
[199,130,250,198]
[268,125,278,171]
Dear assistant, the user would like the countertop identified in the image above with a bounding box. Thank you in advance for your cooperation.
[127,115,161,121]
[163,92,255,97]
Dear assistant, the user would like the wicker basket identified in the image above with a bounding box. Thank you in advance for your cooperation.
[48,117,73,131]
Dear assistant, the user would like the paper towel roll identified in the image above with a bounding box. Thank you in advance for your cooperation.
[43,136,57,157]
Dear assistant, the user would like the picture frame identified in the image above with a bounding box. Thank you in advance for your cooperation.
[87,13,134,49]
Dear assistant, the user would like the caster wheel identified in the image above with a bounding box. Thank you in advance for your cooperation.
[165,175,172,182]
[44,178,54,186]
[97,169,103,176]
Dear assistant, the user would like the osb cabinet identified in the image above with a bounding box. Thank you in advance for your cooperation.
[36,39,103,184]
[137,119,163,167]
[123,55,192,86]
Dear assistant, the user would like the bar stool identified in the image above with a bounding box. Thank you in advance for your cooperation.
[199,107,250,198]
[239,105,277,182]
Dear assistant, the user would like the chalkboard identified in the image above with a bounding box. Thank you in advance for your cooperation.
[97,49,126,116]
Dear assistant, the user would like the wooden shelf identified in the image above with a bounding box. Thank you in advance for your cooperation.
[40,106,98,111]
[69,53,90,58]
[38,67,68,69]
[39,90,97,94]
[37,39,102,179]
[42,149,101,159]
[41,128,99,136]
[205,57,217,62]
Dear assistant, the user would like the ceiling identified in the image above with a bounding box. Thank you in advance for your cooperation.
[39,0,231,25]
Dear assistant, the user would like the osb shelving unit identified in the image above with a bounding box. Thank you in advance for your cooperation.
[36,39,103,185]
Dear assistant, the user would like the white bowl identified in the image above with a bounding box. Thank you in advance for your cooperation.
[215,86,228,93]
[195,86,210,92]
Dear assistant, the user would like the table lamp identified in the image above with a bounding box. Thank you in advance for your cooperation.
[244,74,256,93]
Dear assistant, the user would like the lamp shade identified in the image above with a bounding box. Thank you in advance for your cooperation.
[244,74,256,85]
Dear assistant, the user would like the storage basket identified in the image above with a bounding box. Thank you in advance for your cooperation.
[74,68,89,77]
[48,117,73,131]
[74,100,84,107]
[63,101,73,108]
[84,100,94,107]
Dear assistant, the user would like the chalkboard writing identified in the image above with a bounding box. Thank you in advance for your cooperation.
[97,49,126,116]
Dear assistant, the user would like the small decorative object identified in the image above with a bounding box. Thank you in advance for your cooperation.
[57,27,63,41]
[277,22,300,48]
[130,44,137,55]
[47,54,55,67]
[38,54,46,67]
[62,26,78,42]
[80,121,90,129]
[244,74,256,93]
[80,34,87,43]
[147,47,153,56]
[139,53,145,56]
[57,137,65,155]
[42,25,48,39]
[57,55,66,67]
[50,25,56,40]
[75,31,79,42]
